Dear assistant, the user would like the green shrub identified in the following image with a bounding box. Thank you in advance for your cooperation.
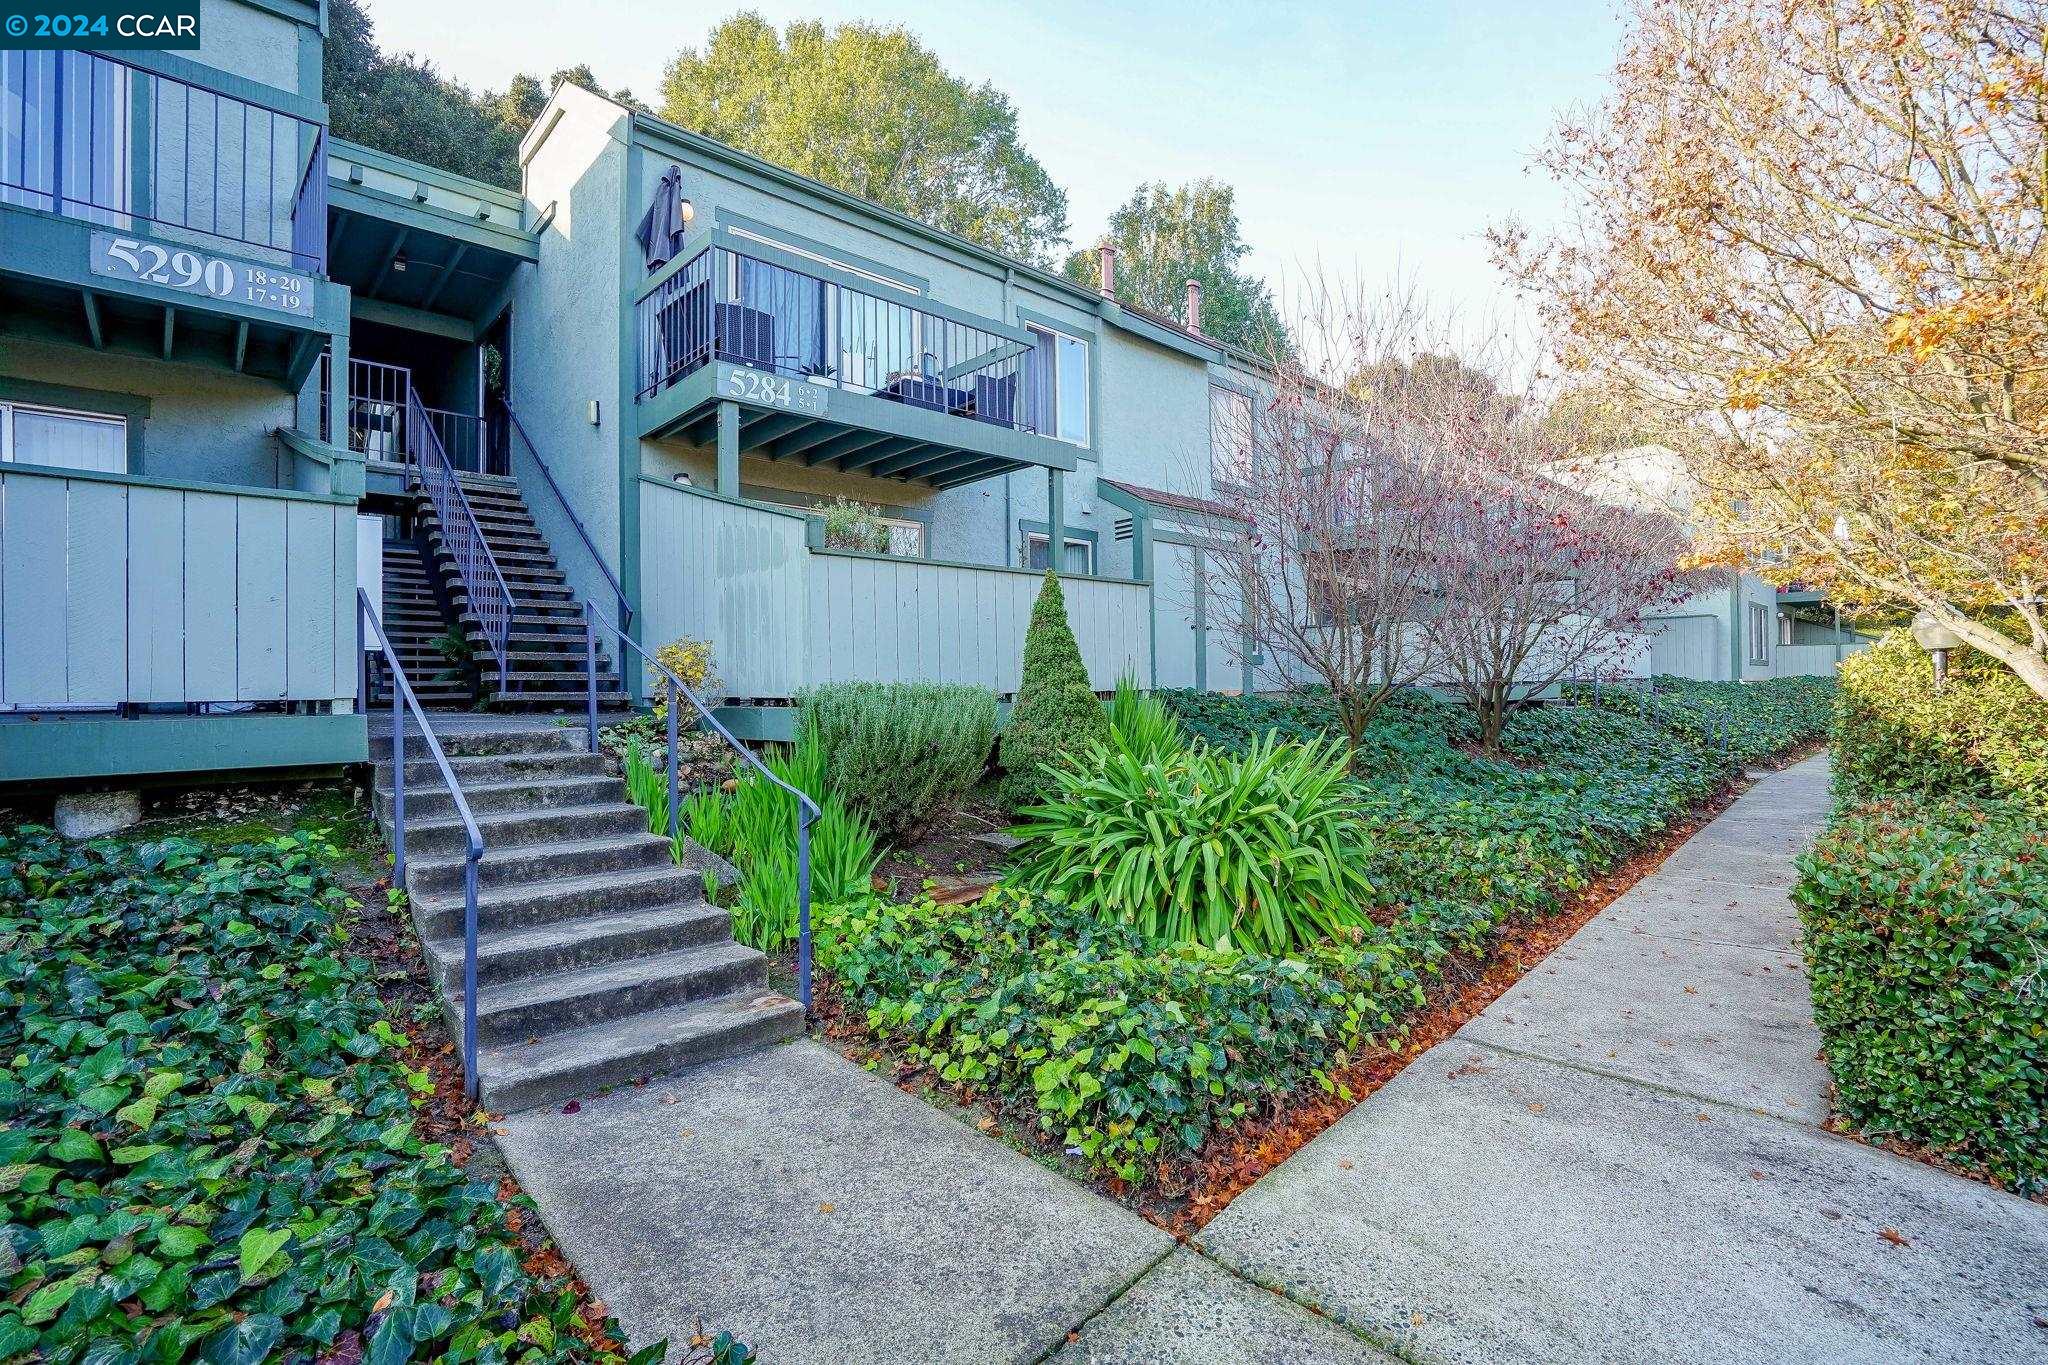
[0,827,654,1362]
[999,572,1110,808]
[1012,733,1375,954]
[798,681,998,839]
[818,888,1419,1180]
[1159,688,1343,751]
[1105,673,1185,763]
[1833,631,2048,811]
[1795,799,2048,1192]
[1569,675,1836,768]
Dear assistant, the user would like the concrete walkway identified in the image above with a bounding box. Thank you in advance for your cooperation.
[496,755,2048,1362]
[1192,756,2048,1363]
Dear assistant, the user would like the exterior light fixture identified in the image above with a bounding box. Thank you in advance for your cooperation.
[679,198,696,226]
[1910,611,1964,692]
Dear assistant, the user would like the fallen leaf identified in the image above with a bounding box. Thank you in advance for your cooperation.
[1528,1103,1545,1114]
[818,1202,835,1214]
[1337,1158,1354,1170]
[1696,1113,1711,1122]
[1749,1170,1765,1180]
[678,1128,694,1138]
[1879,1227,1910,1247]
[371,1289,395,1313]
[1819,1208,1843,1221]
[561,1100,582,1115]
[976,1116,998,1133]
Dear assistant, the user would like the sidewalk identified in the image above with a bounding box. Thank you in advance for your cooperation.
[1189,756,2048,1363]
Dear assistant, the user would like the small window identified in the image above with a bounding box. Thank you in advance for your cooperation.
[1748,602,1772,665]
[1211,385,1254,488]
[1778,612,1795,647]
[1025,531,1093,575]
[881,517,924,557]
[0,402,127,473]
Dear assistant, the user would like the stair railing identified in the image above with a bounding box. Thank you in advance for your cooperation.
[578,603,821,1014]
[493,398,634,634]
[359,590,487,1101]
[404,388,515,694]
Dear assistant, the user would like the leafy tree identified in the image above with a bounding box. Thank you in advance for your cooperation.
[999,572,1110,808]
[325,0,637,189]
[658,13,1070,265]
[1497,0,2048,701]
[1063,179,1290,354]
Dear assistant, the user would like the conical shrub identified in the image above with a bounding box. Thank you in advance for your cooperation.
[1000,571,1110,808]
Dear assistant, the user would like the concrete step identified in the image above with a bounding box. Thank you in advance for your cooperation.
[381,748,612,789]
[475,990,804,1112]
[377,771,624,822]
[409,860,704,939]
[467,940,767,1045]
[373,723,585,760]
[402,828,674,896]
[393,800,652,860]
[424,901,732,990]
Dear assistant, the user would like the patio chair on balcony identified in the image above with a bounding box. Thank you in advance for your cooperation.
[966,372,1018,427]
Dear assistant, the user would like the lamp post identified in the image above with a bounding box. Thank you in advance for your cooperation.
[1909,612,1964,692]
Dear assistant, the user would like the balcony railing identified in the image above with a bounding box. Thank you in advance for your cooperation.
[635,244,1037,434]
[322,356,501,473]
[0,50,327,273]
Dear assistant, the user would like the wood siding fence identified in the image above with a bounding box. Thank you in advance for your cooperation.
[1,467,357,709]
[639,479,1151,700]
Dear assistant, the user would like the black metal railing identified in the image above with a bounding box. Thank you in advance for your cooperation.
[0,49,327,272]
[634,244,1036,435]
[578,603,821,1012]
[359,589,486,1099]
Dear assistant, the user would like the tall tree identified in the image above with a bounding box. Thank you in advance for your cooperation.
[657,13,1069,265]
[325,0,636,189]
[1495,0,2048,700]
[1064,179,1290,354]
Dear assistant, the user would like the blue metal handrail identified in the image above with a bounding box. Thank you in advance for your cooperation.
[405,387,515,692]
[359,589,487,1100]
[494,398,633,634]
[578,603,820,1012]
[0,49,328,272]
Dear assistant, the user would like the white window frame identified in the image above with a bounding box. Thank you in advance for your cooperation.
[1748,601,1772,665]
[1210,384,1254,489]
[1027,323,1091,449]
[0,400,129,473]
[1025,530,1094,575]
[880,516,924,558]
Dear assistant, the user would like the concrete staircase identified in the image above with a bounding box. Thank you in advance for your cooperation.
[374,539,472,709]
[414,469,629,710]
[372,719,805,1111]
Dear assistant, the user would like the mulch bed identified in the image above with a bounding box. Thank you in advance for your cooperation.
[872,799,1017,897]
[815,771,1761,1238]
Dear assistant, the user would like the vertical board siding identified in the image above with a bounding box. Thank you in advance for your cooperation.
[638,481,806,699]
[1648,616,1723,680]
[1773,642,1858,678]
[0,468,354,709]
[638,481,1153,700]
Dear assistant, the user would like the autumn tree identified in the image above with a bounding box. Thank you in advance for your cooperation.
[1496,0,2048,699]
[658,13,1069,264]
[1063,179,1291,354]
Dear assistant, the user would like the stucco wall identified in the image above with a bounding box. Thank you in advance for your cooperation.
[198,0,309,95]
[1,337,295,486]
[512,90,630,619]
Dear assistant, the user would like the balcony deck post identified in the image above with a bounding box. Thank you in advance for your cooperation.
[1047,467,1066,573]
[715,400,741,496]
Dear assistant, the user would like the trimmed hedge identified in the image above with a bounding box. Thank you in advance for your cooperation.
[1833,631,2047,812]
[797,681,998,839]
[1795,801,2047,1192]
[0,826,664,1363]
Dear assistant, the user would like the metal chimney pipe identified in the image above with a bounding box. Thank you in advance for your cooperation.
[1097,242,1117,300]
[1185,278,1204,334]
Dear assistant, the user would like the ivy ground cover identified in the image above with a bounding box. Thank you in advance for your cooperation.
[0,824,665,1364]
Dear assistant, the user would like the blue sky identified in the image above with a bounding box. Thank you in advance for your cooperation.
[362,1,1626,330]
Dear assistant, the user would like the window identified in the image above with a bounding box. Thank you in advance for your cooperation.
[1210,385,1253,487]
[0,402,126,473]
[1025,531,1093,575]
[1026,325,1089,447]
[1778,611,1795,647]
[728,226,920,295]
[1748,601,1772,665]
[881,517,924,558]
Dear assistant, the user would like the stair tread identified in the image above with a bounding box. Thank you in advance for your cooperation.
[476,989,802,1089]
[413,857,694,915]
[425,901,722,966]
[470,939,762,1017]
[401,798,646,836]
[404,829,671,877]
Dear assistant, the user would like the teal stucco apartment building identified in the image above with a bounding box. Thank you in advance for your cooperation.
[1,2,1274,785]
